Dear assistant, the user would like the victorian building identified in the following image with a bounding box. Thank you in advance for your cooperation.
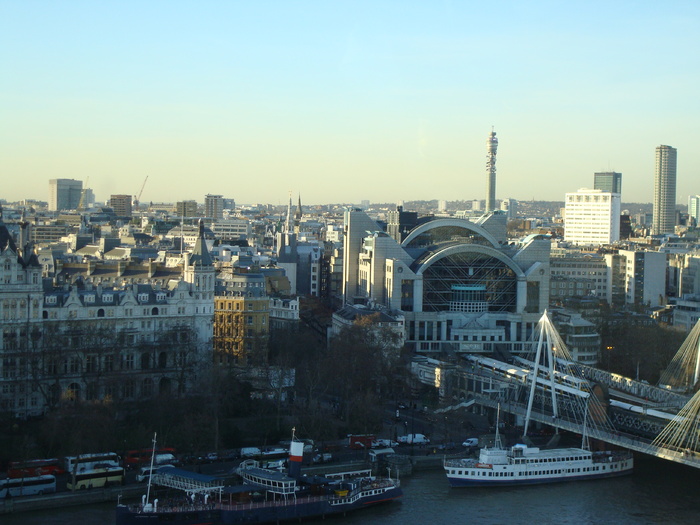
[0,214,214,418]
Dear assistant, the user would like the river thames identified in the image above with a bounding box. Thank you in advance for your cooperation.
[4,454,700,525]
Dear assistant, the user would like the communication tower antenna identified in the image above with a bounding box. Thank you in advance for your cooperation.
[485,128,498,212]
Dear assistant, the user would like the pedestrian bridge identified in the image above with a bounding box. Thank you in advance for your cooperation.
[430,312,700,469]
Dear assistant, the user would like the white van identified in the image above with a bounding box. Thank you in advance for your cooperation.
[398,434,430,445]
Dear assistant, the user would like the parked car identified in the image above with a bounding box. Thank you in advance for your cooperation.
[462,438,479,448]
[312,453,333,464]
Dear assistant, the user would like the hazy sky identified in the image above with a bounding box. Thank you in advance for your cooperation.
[2,1,699,207]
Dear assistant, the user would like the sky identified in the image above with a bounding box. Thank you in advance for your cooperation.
[1,1,699,207]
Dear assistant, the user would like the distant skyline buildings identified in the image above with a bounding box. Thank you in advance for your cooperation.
[205,194,224,220]
[689,195,700,228]
[48,178,82,212]
[652,145,678,235]
[109,194,132,217]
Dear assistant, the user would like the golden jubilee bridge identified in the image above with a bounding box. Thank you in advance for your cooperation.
[429,312,700,469]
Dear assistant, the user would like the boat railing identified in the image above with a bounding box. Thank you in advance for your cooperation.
[444,458,478,468]
[219,494,327,511]
[126,502,216,514]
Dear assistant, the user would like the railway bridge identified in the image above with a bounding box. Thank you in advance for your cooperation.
[426,313,700,469]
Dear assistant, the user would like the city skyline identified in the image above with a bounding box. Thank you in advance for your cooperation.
[2,2,699,206]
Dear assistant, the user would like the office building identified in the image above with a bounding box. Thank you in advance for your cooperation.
[48,179,83,211]
[387,206,418,243]
[653,145,677,235]
[689,195,700,228]
[564,188,620,245]
[205,194,224,220]
[500,198,518,220]
[176,200,198,218]
[618,249,667,307]
[594,172,622,194]
[109,194,133,217]
[550,253,610,303]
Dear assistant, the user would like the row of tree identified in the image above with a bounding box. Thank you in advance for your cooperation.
[1,312,413,468]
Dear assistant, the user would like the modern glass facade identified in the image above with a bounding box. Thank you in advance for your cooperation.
[420,252,517,313]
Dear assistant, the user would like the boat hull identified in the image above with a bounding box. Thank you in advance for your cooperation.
[446,467,632,488]
[444,445,634,489]
[116,485,402,525]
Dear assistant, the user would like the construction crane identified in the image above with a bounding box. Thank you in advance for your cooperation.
[132,176,149,209]
[77,176,90,211]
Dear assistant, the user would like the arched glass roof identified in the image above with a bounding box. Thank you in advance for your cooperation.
[402,220,499,250]
[418,250,519,313]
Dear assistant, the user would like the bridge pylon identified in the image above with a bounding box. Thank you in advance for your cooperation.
[658,318,700,393]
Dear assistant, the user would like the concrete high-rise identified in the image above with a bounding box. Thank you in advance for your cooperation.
[689,195,700,227]
[48,179,83,211]
[109,194,132,217]
[205,194,224,220]
[485,129,498,212]
[594,172,622,194]
[653,145,677,235]
[564,188,620,246]
[176,200,198,218]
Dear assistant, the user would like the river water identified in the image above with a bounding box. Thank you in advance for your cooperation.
[4,455,699,525]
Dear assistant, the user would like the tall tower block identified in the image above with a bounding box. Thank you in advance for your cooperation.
[485,129,498,212]
[653,144,677,235]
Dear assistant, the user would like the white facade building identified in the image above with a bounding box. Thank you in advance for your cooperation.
[210,219,252,241]
[618,249,667,308]
[564,188,620,246]
[689,195,700,228]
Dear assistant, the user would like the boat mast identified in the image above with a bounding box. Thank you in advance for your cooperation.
[145,432,157,507]
[494,404,503,449]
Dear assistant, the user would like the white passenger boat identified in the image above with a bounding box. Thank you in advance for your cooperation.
[444,406,633,487]
[444,442,633,487]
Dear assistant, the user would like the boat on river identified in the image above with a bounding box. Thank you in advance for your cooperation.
[444,442,633,487]
[444,406,633,487]
[116,433,402,525]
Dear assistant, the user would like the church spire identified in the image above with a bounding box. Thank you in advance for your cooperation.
[285,193,293,234]
[188,219,213,267]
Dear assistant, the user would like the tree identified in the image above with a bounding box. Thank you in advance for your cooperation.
[325,314,404,431]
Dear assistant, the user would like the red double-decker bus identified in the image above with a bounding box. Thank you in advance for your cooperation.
[8,458,65,479]
[123,447,176,469]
